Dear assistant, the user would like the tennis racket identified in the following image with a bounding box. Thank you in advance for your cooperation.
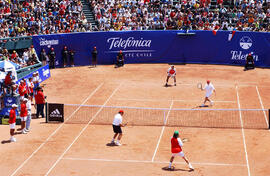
[197,82,203,90]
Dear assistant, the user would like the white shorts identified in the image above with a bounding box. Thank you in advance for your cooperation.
[172,151,185,157]
[10,123,16,129]
[168,74,176,77]
[20,116,27,121]
[205,93,212,98]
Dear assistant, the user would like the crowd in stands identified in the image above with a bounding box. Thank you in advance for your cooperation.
[90,0,270,32]
[0,0,269,39]
[0,45,40,68]
[0,0,92,39]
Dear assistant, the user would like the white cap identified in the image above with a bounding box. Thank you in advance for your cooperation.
[23,98,28,102]
[12,104,18,108]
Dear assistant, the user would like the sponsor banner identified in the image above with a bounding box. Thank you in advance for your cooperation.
[3,96,19,108]
[0,107,19,117]
[32,31,270,67]
[48,103,64,122]
[17,64,51,84]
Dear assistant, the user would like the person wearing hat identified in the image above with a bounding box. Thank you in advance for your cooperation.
[9,104,18,142]
[244,53,255,71]
[165,65,176,87]
[35,86,45,118]
[168,131,194,171]
[20,98,28,134]
[201,80,216,107]
[62,46,69,67]
[49,47,56,69]
[111,110,127,146]
[115,50,124,68]
[91,46,98,67]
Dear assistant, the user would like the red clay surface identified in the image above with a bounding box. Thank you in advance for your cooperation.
[0,64,269,176]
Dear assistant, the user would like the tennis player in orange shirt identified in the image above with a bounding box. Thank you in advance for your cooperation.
[168,131,194,171]
[165,65,176,87]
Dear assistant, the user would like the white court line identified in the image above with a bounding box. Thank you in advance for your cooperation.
[115,98,236,103]
[255,86,269,128]
[236,86,251,176]
[62,157,247,167]
[45,83,122,176]
[151,101,174,162]
[10,83,104,176]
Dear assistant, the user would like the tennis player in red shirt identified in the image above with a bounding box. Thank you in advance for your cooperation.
[168,131,194,171]
[9,104,18,142]
[165,65,177,87]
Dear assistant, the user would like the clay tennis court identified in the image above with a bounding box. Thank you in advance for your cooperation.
[1,64,270,176]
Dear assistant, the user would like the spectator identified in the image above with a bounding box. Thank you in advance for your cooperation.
[20,98,28,134]
[40,49,48,66]
[33,72,40,95]
[91,46,98,67]
[18,80,27,100]
[35,87,45,119]
[25,95,32,132]
[62,46,69,67]
[49,47,56,69]
[27,77,34,103]
[4,71,12,95]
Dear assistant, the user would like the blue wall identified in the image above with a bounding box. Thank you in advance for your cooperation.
[32,31,270,68]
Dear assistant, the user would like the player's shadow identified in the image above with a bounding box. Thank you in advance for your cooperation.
[164,84,173,87]
[106,143,126,147]
[162,166,193,172]
[88,66,96,69]
[1,140,11,144]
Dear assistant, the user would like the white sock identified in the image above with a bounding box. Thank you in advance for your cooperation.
[189,163,193,169]
[169,162,172,168]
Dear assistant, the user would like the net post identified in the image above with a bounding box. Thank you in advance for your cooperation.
[268,109,270,130]
[45,102,48,123]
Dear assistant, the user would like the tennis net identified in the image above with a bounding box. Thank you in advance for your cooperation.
[63,104,269,129]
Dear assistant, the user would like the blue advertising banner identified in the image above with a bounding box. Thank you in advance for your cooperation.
[17,64,51,84]
[3,96,19,108]
[0,107,19,117]
[32,31,270,68]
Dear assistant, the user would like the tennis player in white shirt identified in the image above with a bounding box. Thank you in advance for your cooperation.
[111,110,127,146]
[202,80,216,106]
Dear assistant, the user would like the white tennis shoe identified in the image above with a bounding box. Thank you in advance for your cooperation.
[115,141,122,146]
[10,137,16,142]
